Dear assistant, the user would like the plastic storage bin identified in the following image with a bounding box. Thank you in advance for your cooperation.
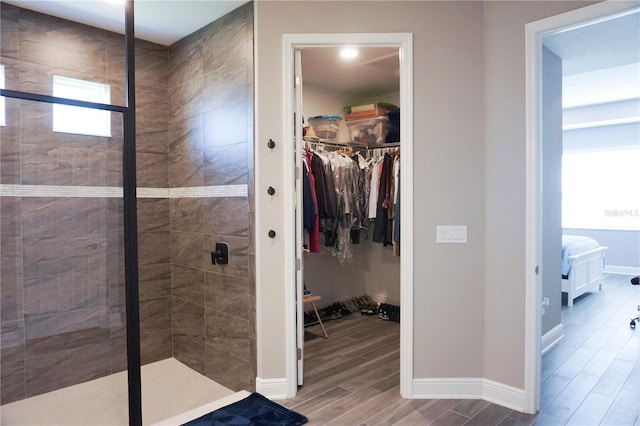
[346,116,390,144]
[308,115,342,141]
[343,102,397,120]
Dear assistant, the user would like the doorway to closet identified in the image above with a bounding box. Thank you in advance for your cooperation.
[281,33,414,399]
[297,44,401,390]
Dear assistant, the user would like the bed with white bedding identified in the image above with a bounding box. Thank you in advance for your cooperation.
[562,235,607,306]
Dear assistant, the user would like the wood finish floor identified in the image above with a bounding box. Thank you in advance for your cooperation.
[282,274,639,425]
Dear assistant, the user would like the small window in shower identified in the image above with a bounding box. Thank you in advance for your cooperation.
[53,75,111,137]
[0,64,5,126]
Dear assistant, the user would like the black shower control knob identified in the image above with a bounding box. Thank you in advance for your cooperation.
[267,186,275,196]
[267,139,276,149]
[268,230,276,238]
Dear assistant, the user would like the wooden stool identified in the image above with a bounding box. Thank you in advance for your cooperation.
[303,294,328,338]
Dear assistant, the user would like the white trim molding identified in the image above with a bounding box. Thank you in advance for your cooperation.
[281,32,414,399]
[255,377,289,400]
[412,378,527,412]
[541,323,564,356]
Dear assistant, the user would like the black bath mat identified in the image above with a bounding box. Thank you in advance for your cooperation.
[182,392,308,426]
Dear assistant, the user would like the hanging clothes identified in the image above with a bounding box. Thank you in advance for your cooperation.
[373,153,394,246]
[303,153,320,253]
[302,140,401,262]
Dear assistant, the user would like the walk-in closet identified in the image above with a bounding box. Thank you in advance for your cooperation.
[294,47,402,390]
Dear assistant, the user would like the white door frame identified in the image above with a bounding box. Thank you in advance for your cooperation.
[282,32,414,398]
[524,1,639,413]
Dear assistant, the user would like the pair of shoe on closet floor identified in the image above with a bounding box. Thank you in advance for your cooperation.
[377,303,400,322]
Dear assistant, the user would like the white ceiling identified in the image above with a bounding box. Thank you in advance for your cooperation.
[2,1,638,108]
[3,0,249,46]
[543,10,640,108]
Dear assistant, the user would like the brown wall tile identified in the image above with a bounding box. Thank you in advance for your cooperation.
[203,142,248,186]
[138,231,171,265]
[172,265,205,305]
[204,344,250,392]
[0,4,20,60]
[202,197,249,237]
[19,10,107,82]
[172,297,205,341]
[25,341,112,397]
[174,335,205,375]
[204,273,249,320]
[136,152,169,188]
[170,198,203,233]
[171,231,204,269]
[1,360,25,404]
[204,308,249,361]
[139,262,172,302]
[169,150,204,188]
[168,115,204,156]
[137,198,170,232]
[202,101,247,147]
[140,328,172,365]
[0,237,24,322]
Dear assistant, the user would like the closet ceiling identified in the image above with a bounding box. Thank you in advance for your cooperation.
[300,47,400,99]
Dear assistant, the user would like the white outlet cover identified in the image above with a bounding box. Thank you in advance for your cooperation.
[436,225,467,243]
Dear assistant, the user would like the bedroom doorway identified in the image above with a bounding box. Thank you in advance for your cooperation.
[525,1,640,416]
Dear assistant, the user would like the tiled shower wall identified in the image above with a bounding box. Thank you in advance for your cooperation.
[0,2,255,404]
[167,3,255,392]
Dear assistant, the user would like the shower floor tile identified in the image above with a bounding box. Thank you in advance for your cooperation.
[0,358,237,425]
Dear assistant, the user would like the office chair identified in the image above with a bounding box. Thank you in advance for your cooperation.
[630,276,639,328]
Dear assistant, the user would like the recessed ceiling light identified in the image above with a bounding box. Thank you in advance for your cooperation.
[105,0,125,4]
[340,48,358,59]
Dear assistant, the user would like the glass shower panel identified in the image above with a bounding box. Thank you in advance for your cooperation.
[0,96,129,423]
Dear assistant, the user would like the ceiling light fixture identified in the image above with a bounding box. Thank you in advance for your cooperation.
[340,48,358,59]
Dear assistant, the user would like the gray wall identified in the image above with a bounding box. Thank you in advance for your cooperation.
[564,228,640,270]
[541,46,563,336]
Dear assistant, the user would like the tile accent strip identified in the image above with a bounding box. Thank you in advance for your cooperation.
[0,184,248,198]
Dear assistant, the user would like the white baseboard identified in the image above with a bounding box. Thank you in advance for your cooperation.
[255,377,288,400]
[541,323,564,356]
[412,378,526,412]
[604,265,640,276]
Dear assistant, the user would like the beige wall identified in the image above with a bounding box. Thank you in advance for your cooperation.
[256,0,487,381]
[482,0,596,388]
[255,0,600,391]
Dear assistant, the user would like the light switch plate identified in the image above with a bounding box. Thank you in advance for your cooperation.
[436,225,467,243]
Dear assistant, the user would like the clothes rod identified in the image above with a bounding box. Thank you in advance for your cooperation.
[303,137,400,149]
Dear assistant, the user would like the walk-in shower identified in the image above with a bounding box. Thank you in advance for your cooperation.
[0,1,256,424]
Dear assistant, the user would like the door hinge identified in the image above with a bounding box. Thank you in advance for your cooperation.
[297,347,302,360]
[535,265,539,275]
[296,258,301,271]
